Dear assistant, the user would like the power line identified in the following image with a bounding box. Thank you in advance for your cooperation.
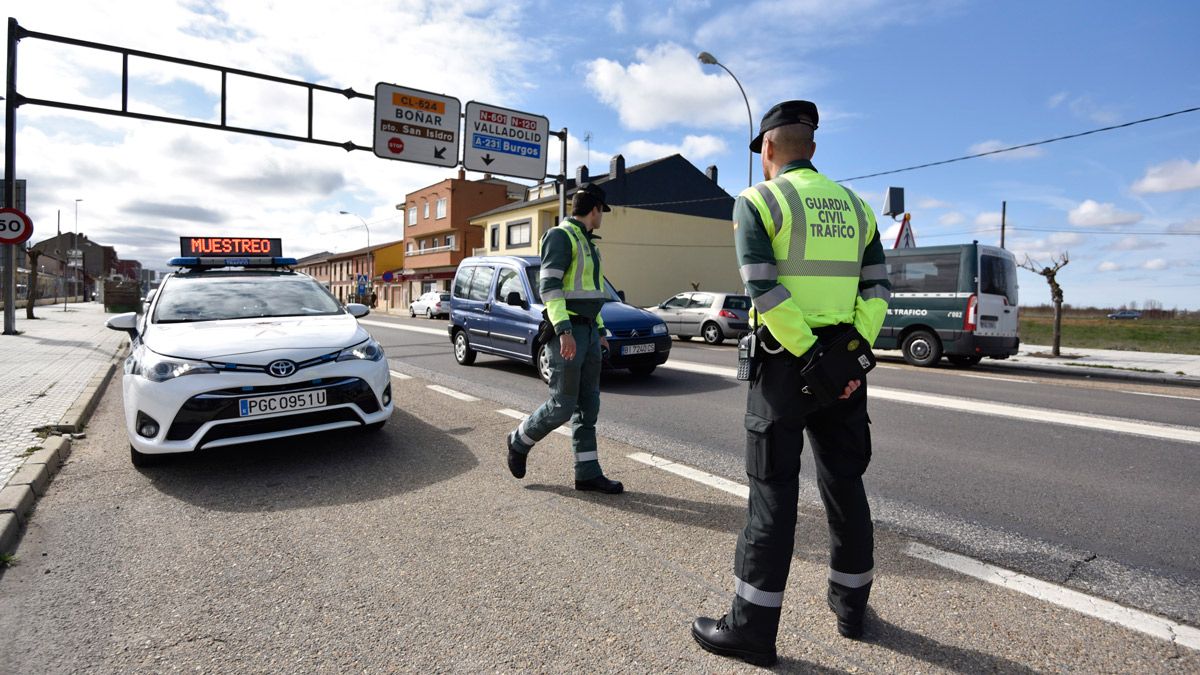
[838,106,1200,182]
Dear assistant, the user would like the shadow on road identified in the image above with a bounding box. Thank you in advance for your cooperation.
[140,408,477,513]
[862,610,1037,674]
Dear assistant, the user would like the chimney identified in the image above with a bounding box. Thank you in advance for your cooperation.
[457,167,465,180]
[705,165,719,183]
[576,164,589,185]
[609,154,625,181]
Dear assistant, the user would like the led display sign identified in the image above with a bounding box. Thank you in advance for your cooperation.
[180,237,282,257]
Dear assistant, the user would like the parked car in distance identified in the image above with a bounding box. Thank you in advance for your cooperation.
[1106,309,1142,320]
[410,291,450,319]
[448,256,671,381]
[647,291,752,345]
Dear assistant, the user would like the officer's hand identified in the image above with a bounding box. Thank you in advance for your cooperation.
[600,336,609,351]
[559,333,577,360]
[839,379,861,399]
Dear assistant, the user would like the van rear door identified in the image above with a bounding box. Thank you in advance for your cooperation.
[975,247,1019,339]
[454,265,497,350]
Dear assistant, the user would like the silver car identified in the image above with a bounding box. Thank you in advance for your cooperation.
[648,292,752,344]
[410,290,450,319]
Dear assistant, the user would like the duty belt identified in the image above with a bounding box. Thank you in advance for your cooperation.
[569,315,595,326]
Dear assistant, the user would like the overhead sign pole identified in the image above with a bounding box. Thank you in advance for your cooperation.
[548,128,567,222]
[5,18,21,334]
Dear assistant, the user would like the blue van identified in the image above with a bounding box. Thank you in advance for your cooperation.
[448,256,671,380]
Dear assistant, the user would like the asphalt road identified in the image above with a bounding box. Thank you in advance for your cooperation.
[365,313,1200,625]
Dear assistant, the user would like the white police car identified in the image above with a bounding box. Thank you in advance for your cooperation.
[106,237,393,466]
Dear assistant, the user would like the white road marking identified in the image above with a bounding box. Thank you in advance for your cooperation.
[662,359,1200,445]
[627,452,749,499]
[389,370,412,380]
[906,543,1200,652]
[360,319,448,337]
[495,408,571,437]
[426,385,479,402]
[952,373,1032,384]
[1120,390,1199,401]
[626,449,1199,651]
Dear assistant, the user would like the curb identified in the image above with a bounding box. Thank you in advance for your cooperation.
[54,345,125,434]
[876,354,1200,388]
[0,436,72,556]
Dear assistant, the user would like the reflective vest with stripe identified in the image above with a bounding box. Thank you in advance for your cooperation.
[554,221,605,299]
[742,170,875,322]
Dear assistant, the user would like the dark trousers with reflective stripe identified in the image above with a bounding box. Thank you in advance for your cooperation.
[730,334,874,643]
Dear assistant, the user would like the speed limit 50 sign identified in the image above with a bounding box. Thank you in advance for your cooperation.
[0,208,33,245]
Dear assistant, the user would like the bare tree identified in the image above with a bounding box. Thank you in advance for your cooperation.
[25,248,43,320]
[1019,252,1069,356]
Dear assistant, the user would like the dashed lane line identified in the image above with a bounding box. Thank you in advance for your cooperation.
[361,319,448,337]
[628,450,1200,652]
[1120,390,1199,401]
[495,408,572,437]
[426,384,479,402]
[906,543,1200,652]
[662,359,1200,445]
[389,370,412,380]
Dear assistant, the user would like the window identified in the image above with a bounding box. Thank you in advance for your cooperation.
[407,207,417,226]
[689,294,714,309]
[495,267,526,304]
[887,253,961,293]
[423,201,430,219]
[490,225,499,250]
[723,295,752,310]
[467,266,495,301]
[663,294,691,309]
[980,253,1018,304]
[436,198,447,219]
[406,243,413,254]
[453,267,475,299]
[506,219,532,248]
[446,234,455,250]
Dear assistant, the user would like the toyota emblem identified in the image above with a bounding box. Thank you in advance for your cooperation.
[267,360,297,378]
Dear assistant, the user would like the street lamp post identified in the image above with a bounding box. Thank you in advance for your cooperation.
[338,211,372,305]
[697,51,754,188]
[74,198,82,303]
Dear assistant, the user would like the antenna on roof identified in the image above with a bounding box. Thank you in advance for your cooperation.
[583,131,592,168]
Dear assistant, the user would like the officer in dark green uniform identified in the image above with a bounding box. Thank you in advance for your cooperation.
[505,183,624,495]
[692,101,892,666]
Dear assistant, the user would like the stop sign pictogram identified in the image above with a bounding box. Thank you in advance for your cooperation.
[388,137,404,154]
[0,208,33,245]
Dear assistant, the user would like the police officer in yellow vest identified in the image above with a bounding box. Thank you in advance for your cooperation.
[505,183,624,495]
[692,101,892,666]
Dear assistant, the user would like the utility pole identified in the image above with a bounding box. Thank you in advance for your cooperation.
[1000,201,1007,249]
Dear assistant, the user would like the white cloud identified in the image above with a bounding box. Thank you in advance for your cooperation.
[607,3,627,32]
[1112,236,1166,251]
[938,211,965,226]
[968,140,1045,160]
[620,135,728,163]
[1047,91,1069,108]
[1097,261,1124,272]
[975,212,1003,227]
[1167,218,1200,234]
[1131,159,1200,194]
[1048,232,1083,246]
[1142,258,1168,271]
[917,198,950,209]
[1047,92,1120,124]
[584,43,756,131]
[1068,200,1142,227]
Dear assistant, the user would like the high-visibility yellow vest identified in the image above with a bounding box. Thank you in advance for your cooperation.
[555,222,605,300]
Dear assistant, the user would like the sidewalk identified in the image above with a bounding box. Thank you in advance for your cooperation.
[0,302,126,487]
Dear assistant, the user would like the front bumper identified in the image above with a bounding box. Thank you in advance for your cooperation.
[122,359,394,455]
[604,335,672,369]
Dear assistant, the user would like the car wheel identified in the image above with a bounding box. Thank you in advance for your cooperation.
[701,321,725,345]
[426,308,434,319]
[901,329,942,367]
[130,445,163,468]
[677,335,692,342]
[947,354,983,367]
[536,341,554,383]
[629,365,656,377]
[454,331,477,365]
[409,307,416,317]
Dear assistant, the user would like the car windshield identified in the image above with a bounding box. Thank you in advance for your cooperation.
[154,273,343,323]
[524,265,623,303]
[439,293,450,301]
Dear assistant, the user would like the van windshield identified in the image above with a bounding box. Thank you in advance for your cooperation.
[887,253,960,293]
[980,253,1018,304]
[525,265,622,303]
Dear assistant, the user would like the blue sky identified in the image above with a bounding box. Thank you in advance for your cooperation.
[4,0,1199,308]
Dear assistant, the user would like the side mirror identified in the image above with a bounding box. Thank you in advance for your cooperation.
[346,303,370,318]
[505,291,526,308]
[106,312,139,338]
[617,290,626,302]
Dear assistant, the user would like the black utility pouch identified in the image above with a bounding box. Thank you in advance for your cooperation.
[737,332,759,381]
[799,328,876,406]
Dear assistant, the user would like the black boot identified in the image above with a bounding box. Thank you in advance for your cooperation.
[506,431,527,479]
[691,616,777,667]
[574,474,623,494]
[828,594,865,639]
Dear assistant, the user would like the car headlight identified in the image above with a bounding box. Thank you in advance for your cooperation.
[337,337,384,362]
[133,347,219,382]
[652,322,668,335]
